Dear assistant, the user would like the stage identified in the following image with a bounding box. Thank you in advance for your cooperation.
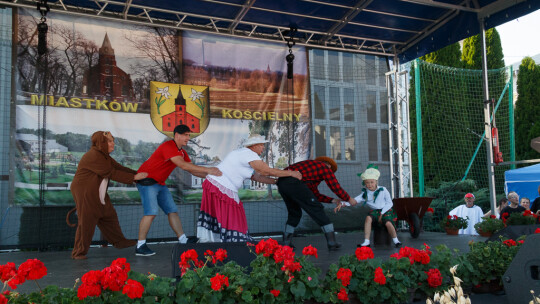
[2,231,508,303]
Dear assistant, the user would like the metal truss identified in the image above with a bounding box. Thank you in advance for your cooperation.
[1,0,502,57]
[386,61,413,198]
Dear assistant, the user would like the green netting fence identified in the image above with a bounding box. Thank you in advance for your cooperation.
[409,59,514,232]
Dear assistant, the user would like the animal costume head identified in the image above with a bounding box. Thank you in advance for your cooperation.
[91,131,114,154]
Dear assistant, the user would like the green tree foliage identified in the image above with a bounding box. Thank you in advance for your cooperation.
[462,28,505,69]
[421,42,463,67]
[55,132,91,152]
[409,43,464,189]
[515,57,540,160]
[409,29,510,192]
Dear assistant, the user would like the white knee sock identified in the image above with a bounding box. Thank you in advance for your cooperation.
[137,240,146,248]
[392,237,400,244]
[360,239,370,246]
[178,234,188,244]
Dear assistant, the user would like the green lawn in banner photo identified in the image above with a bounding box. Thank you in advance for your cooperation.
[16,168,74,184]
[183,189,282,202]
[13,188,142,206]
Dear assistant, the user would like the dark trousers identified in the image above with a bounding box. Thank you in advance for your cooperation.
[276,177,331,227]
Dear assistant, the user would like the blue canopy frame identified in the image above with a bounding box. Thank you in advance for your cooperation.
[2,0,539,62]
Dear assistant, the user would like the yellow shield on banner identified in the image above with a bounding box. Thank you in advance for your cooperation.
[149,81,210,138]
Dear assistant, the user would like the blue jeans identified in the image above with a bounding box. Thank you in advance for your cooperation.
[136,183,178,215]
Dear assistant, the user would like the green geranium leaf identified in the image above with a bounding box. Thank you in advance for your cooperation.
[290,281,306,297]
[242,291,253,302]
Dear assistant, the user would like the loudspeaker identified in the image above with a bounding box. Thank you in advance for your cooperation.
[171,242,256,279]
[502,233,540,303]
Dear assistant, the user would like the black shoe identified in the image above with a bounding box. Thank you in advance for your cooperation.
[357,244,371,248]
[394,242,402,248]
[324,231,342,251]
[135,243,156,256]
[283,233,295,249]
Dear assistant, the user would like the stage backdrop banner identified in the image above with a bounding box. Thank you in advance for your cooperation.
[13,9,310,206]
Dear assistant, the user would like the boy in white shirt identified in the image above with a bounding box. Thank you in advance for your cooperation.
[337,166,401,248]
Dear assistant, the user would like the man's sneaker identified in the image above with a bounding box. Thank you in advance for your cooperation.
[135,243,155,256]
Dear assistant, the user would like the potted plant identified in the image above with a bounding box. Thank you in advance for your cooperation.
[456,237,523,293]
[439,215,468,235]
[502,210,538,226]
[474,215,505,237]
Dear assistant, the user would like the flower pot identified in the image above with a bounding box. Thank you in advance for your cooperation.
[477,230,493,237]
[472,279,503,294]
[445,228,459,235]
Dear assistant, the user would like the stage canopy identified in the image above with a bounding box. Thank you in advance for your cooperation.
[505,163,540,201]
[3,0,539,62]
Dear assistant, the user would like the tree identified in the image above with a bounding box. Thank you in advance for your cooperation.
[462,28,505,69]
[515,57,540,161]
[409,43,465,188]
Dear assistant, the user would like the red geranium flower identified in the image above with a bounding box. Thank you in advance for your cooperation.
[0,262,17,283]
[337,287,349,301]
[210,273,229,291]
[274,245,295,264]
[503,239,517,247]
[490,215,497,219]
[0,294,6,304]
[355,246,374,260]
[81,270,103,286]
[374,267,386,285]
[270,289,280,297]
[213,248,228,264]
[122,279,144,299]
[535,228,540,234]
[427,207,434,213]
[255,238,280,257]
[302,245,318,258]
[101,266,128,292]
[426,268,443,288]
[336,268,352,287]
[16,259,47,281]
[77,283,102,300]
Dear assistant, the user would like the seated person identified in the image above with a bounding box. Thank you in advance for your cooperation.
[520,197,531,211]
[484,197,508,218]
[449,193,483,235]
[501,191,526,219]
[337,166,401,248]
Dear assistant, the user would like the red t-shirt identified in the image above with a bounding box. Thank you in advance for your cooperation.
[137,140,191,185]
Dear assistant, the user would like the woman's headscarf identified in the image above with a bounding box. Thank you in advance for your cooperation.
[91,131,113,154]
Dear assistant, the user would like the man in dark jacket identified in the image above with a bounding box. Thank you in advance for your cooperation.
[276,156,357,250]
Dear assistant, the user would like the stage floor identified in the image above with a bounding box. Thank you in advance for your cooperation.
[2,231,508,303]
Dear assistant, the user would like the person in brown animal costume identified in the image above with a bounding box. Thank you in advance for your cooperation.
[70,131,147,260]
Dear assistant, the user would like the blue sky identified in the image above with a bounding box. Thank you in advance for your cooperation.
[497,9,540,65]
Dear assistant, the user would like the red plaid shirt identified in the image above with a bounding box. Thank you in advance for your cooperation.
[285,160,350,204]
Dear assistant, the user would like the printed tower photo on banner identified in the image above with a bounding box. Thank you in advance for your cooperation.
[13,8,310,207]
[14,9,184,207]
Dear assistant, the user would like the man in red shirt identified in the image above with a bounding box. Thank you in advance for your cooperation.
[276,156,357,250]
[135,125,222,256]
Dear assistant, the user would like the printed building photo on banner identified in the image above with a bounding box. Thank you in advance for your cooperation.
[181,31,311,166]
[13,8,311,206]
[14,9,182,206]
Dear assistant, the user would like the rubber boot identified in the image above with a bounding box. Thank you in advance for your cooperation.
[324,231,342,251]
[283,224,296,248]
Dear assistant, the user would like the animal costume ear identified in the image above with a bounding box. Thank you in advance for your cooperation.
[91,131,112,154]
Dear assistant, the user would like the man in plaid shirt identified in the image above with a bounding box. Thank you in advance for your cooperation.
[276,156,357,250]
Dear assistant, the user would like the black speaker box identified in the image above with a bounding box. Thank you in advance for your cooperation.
[502,233,540,303]
[171,242,256,279]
